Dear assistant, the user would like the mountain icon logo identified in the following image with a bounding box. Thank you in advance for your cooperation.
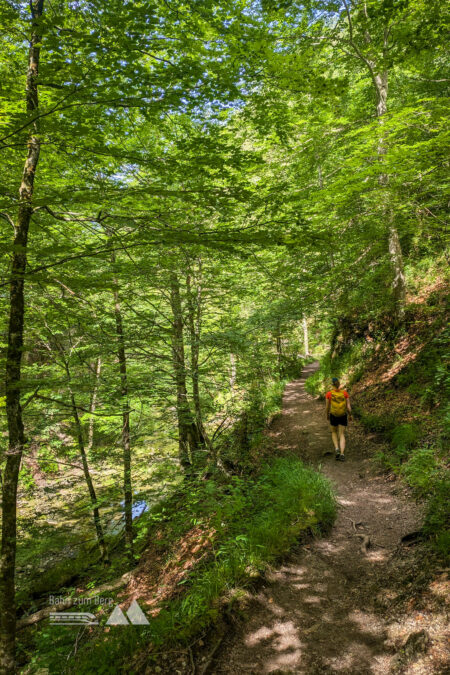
[106,600,149,626]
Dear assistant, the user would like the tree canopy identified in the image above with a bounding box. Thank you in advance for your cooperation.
[0,0,448,671]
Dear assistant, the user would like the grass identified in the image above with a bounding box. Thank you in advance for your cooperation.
[423,476,450,557]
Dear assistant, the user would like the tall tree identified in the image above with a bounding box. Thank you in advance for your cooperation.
[0,2,44,671]
[169,270,204,472]
[185,257,208,449]
[341,0,406,315]
[111,250,134,558]
[66,365,109,564]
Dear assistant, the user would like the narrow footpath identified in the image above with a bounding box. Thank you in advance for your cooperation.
[211,363,445,675]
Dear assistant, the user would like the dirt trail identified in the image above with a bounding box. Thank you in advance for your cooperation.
[212,363,428,675]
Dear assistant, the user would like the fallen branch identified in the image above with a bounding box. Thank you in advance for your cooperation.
[18,597,77,630]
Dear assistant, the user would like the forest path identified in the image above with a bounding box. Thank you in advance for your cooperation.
[212,362,422,675]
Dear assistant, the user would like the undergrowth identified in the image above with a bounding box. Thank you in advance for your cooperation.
[304,340,376,398]
[24,373,336,674]
[27,457,335,675]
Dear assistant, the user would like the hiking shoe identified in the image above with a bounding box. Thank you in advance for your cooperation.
[335,450,340,460]
[339,454,346,462]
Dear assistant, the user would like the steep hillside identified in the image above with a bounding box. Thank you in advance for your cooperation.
[306,281,449,557]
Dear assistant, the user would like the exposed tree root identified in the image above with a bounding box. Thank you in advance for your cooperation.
[197,624,227,675]
[345,517,363,533]
[401,531,424,545]
[355,533,371,554]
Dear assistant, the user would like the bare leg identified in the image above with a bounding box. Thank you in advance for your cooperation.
[338,426,346,454]
[331,428,339,450]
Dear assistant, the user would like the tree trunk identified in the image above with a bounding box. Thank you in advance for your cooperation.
[185,267,206,447]
[276,323,283,376]
[374,71,388,119]
[388,223,406,311]
[87,357,102,453]
[0,3,44,671]
[229,353,237,396]
[67,383,108,563]
[303,317,309,356]
[169,272,201,471]
[344,0,407,318]
[111,252,133,559]
[374,69,406,318]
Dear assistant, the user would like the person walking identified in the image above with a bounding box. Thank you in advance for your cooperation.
[326,377,352,461]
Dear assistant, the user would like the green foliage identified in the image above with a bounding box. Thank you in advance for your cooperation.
[18,465,35,493]
[217,376,287,471]
[394,323,450,408]
[374,423,422,472]
[394,441,450,558]
[37,446,59,474]
[1,0,448,670]
[311,290,449,559]
[390,423,422,455]
[305,341,375,397]
[304,352,334,398]
[423,476,450,558]
[400,447,440,498]
[16,531,101,609]
[359,412,397,435]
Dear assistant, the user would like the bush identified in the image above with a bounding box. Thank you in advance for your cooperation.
[390,423,421,457]
[393,323,450,408]
[358,411,396,435]
[400,447,439,497]
[218,377,287,470]
[19,464,35,492]
[304,341,374,397]
[37,445,59,474]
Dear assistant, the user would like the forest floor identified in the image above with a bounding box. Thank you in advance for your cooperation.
[208,363,449,675]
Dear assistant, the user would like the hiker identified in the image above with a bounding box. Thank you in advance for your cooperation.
[326,377,352,461]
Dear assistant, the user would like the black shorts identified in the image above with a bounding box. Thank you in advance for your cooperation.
[330,413,347,427]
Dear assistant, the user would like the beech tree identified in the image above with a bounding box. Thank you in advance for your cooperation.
[0,1,447,671]
[1,3,45,671]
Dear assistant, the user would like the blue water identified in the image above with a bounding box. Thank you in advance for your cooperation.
[119,498,148,520]
[131,500,148,519]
